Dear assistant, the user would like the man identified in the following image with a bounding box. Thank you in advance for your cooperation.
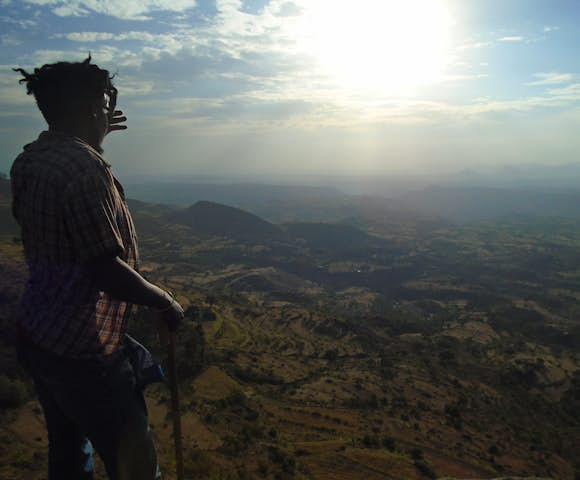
[10,57,184,480]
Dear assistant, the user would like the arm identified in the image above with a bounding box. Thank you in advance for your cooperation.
[62,162,183,330]
[88,255,168,307]
[87,255,184,330]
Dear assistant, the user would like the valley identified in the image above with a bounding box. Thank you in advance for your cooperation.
[0,179,579,479]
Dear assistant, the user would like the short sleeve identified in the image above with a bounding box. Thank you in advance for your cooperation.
[63,171,125,263]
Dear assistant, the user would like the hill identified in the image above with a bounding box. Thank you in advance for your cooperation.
[125,182,343,208]
[168,200,283,241]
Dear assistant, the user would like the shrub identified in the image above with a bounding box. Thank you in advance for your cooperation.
[185,450,215,478]
[0,375,28,408]
[488,444,500,455]
[414,459,437,479]
[382,435,397,451]
[268,446,296,474]
[410,448,424,461]
[362,434,380,448]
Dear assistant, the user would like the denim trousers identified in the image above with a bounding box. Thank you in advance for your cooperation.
[18,341,161,480]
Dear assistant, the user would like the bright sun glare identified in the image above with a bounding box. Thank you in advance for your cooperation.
[297,0,453,95]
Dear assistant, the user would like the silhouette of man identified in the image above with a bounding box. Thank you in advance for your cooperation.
[10,57,184,480]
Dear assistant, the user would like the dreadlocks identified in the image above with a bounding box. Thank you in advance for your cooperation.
[13,55,115,126]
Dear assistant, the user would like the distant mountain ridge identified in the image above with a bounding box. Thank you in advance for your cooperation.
[125,180,580,225]
[395,185,580,222]
[125,182,343,208]
[168,200,282,241]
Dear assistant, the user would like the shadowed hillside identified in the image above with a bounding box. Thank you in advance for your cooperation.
[283,222,386,252]
[168,200,283,241]
[0,176,17,236]
[0,175,9,198]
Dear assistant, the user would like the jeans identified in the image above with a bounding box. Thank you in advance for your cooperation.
[18,341,161,480]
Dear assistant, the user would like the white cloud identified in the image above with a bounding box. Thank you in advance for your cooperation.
[457,41,492,51]
[57,31,184,55]
[543,25,559,33]
[527,72,574,86]
[0,14,38,28]
[546,83,580,101]
[7,0,580,134]
[30,46,166,68]
[61,32,116,42]
[0,69,37,106]
[0,66,23,86]
[53,3,88,16]
[144,75,580,134]
[114,78,155,96]
[22,0,198,21]
[1,34,22,46]
[498,36,524,42]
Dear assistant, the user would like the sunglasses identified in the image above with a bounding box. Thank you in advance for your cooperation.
[104,87,118,121]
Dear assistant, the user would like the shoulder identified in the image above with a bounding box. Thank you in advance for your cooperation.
[11,132,111,192]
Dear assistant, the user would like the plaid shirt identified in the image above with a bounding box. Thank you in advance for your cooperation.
[10,131,139,361]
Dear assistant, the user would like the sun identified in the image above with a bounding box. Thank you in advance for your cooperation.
[296,0,454,95]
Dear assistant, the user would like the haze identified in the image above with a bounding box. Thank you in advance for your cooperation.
[1,0,580,185]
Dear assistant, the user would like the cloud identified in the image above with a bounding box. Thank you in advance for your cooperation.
[0,14,38,28]
[60,32,115,42]
[57,31,184,57]
[527,72,574,86]
[0,67,38,108]
[22,0,198,21]
[141,78,580,135]
[29,46,166,69]
[1,34,22,46]
[114,78,155,96]
[545,83,580,101]
[7,0,580,135]
[498,36,524,42]
[53,3,88,16]
[543,25,559,33]
[457,41,492,50]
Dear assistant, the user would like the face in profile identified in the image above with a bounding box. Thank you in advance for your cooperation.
[92,89,117,146]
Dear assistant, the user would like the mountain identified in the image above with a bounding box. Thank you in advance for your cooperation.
[124,182,343,208]
[395,185,580,223]
[168,200,283,241]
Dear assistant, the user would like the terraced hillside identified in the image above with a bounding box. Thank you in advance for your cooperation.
[0,189,579,479]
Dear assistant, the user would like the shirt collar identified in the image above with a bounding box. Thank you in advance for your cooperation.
[37,130,112,168]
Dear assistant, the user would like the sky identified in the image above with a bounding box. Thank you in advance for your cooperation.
[1,0,580,180]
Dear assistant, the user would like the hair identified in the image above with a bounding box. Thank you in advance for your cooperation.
[13,55,116,125]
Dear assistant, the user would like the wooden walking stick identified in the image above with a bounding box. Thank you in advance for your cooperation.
[167,330,185,480]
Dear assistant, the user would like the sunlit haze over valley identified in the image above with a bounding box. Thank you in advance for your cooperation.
[3,2,580,480]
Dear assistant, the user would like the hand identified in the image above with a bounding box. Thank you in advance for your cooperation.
[107,110,127,134]
[158,298,185,333]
